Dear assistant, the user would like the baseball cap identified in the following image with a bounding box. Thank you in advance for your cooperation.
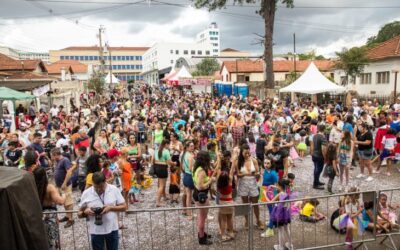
[107,148,121,159]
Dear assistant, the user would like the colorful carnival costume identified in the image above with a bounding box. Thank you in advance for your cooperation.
[335,202,365,236]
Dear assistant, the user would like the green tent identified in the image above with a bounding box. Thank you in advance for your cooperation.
[0,87,34,101]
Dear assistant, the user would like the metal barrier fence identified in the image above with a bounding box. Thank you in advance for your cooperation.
[376,188,400,250]
[44,189,400,250]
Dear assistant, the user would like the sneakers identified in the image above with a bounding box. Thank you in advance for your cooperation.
[356,174,365,179]
[372,170,380,174]
[274,245,284,250]
[365,176,374,182]
[261,228,274,238]
[285,242,294,250]
[386,172,391,176]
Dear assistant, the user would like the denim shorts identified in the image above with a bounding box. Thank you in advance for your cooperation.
[358,149,373,160]
[183,172,194,190]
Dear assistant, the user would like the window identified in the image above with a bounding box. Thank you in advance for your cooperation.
[79,56,84,60]
[117,65,122,70]
[197,50,202,55]
[112,65,117,70]
[84,56,89,60]
[213,49,218,53]
[129,56,134,60]
[136,65,141,70]
[191,50,195,55]
[237,75,245,82]
[245,76,250,81]
[360,73,371,84]
[209,31,212,35]
[170,50,173,54]
[60,56,65,60]
[122,65,126,69]
[89,56,93,60]
[112,56,116,61]
[94,56,99,60]
[376,71,390,84]
[205,51,210,55]
[117,56,121,60]
[170,60,174,64]
[137,56,142,60]
[175,50,179,55]
[184,50,188,55]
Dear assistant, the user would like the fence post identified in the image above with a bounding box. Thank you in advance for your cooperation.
[248,203,253,250]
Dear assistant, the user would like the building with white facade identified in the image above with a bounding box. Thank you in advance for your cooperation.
[0,45,50,62]
[195,22,220,56]
[142,23,220,85]
[334,35,400,96]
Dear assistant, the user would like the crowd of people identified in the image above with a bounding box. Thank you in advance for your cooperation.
[3,84,400,250]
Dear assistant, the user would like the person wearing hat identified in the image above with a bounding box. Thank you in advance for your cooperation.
[265,140,289,179]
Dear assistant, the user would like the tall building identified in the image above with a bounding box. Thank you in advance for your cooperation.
[142,42,213,84]
[0,45,50,62]
[196,22,220,56]
[49,46,149,82]
[142,22,221,84]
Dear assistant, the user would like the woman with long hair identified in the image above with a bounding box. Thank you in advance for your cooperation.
[154,139,176,207]
[234,143,264,230]
[93,129,110,155]
[193,151,218,245]
[181,140,195,218]
[33,167,65,250]
[127,133,142,188]
[85,154,103,189]
[355,123,374,182]
[338,130,354,191]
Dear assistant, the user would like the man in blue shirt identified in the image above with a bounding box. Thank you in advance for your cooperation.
[31,133,48,168]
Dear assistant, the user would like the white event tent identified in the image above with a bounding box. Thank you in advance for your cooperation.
[280,62,345,94]
[168,65,192,81]
[104,72,120,84]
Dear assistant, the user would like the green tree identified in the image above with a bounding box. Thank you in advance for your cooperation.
[88,72,106,95]
[194,0,294,90]
[367,21,400,47]
[335,47,369,85]
[297,50,326,60]
[193,58,220,76]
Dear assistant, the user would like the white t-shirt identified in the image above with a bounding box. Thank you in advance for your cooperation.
[56,138,69,148]
[49,107,59,117]
[79,184,125,235]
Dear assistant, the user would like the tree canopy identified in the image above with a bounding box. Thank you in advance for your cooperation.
[193,58,220,76]
[335,47,369,81]
[367,21,400,47]
[193,0,294,90]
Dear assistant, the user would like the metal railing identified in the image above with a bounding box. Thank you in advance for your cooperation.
[44,189,400,250]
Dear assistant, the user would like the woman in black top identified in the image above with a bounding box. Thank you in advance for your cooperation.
[355,123,374,181]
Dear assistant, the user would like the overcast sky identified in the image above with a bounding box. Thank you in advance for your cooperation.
[0,0,400,57]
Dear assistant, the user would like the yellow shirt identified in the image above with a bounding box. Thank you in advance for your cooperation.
[227,115,236,126]
[300,203,315,217]
[86,173,93,187]
[309,111,318,120]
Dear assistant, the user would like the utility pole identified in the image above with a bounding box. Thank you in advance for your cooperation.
[293,33,297,80]
[393,70,399,102]
[109,49,112,89]
[98,25,105,75]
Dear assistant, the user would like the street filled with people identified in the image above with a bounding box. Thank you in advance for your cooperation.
[3,85,400,250]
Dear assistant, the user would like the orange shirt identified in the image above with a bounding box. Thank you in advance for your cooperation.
[170,172,178,186]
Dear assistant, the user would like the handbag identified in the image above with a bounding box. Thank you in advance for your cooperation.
[198,191,208,204]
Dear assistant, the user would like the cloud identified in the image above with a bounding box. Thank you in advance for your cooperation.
[0,0,400,57]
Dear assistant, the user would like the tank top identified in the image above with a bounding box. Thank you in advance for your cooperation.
[183,152,192,175]
[240,158,256,175]
[154,130,163,144]
[193,167,209,189]
[128,146,138,155]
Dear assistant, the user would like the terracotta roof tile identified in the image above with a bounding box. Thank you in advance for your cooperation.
[367,35,400,60]
[60,46,149,51]
[221,60,335,74]
[0,53,46,71]
[45,60,88,74]
[1,72,54,80]
[221,48,239,52]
